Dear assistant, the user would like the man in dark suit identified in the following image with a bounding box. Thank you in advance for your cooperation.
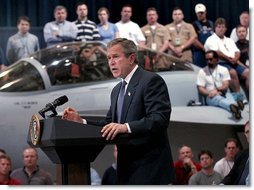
[221,121,249,185]
[62,38,174,184]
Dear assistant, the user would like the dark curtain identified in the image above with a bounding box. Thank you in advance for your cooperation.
[0,0,248,31]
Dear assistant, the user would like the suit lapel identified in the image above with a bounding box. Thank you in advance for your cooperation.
[121,67,142,123]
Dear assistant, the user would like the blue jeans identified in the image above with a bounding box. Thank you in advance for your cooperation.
[206,92,236,112]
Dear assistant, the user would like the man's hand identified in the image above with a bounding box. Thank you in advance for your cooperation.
[62,107,83,123]
[101,123,128,140]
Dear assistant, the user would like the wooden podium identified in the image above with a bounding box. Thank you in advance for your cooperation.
[27,117,128,185]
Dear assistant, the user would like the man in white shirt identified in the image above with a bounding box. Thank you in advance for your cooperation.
[214,138,239,178]
[115,5,146,46]
[204,17,249,102]
[230,11,249,42]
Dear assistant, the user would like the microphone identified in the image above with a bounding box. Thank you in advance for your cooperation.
[39,95,68,118]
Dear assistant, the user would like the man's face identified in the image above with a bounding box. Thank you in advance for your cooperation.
[23,149,38,168]
[107,44,135,79]
[179,146,193,161]
[147,10,158,24]
[205,52,217,68]
[196,11,206,21]
[240,13,249,27]
[172,9,184,24]
[54,8,67,22]
[225,141,238,160]
[121,7,132,22]
[0,158,11,176]
[236,26,248,40]
[200,154,213,169]
[76,4,88,19]
[215,24,227,38]
[18,20,30,34]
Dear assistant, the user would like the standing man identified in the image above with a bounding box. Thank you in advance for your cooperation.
[10,147,53,185]
[44,5,78,47]
[74,2,101,42]
[192,3,214,68]
[141,7,170,69]
[62,38,174,184]
[165,7,197,63]
[116,5,146,46]
[6,16,40,65]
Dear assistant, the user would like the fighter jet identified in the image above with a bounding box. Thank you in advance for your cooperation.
[0,41,249,182]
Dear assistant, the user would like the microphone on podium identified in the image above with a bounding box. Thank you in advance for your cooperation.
[39,95,68,118]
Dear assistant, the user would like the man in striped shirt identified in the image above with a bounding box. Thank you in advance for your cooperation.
[74,2,101,42]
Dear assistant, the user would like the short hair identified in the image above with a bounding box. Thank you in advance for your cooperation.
[75,2,87,10]
[122,4,132,11]
[107,38,138,64]
[0,154,11,164]
[0,148,6,154]
[224,138,239,148]
[214,17,227,28]
[146,7,157,13]
[198,150,213,160]
[23,147,38,157]
[205,50,219,59]
[54,5,67,13]
[236,24,247,32]
[17,16,31,25]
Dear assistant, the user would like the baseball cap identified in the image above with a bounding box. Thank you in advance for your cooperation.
[195,3,206,13]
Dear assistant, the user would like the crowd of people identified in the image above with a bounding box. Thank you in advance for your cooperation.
[1,120,249,185]
[0,2,250,186]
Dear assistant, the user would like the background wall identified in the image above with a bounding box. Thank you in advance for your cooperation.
[0,0,249,65]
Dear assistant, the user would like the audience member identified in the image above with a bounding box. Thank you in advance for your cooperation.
[230,11,249,42]
[0,155,20,185]
[141,7,170,69]
[214,138,239,178]
[188,150,223,185]
[74,2,101,42]
[44,5,77,47]
[97,7,119,44]
[115,4,146,46]
[0,149,6,157]
[235,25,249,68]
[221,121,249,185]
[102,145,118,185]
[204,17,249,101]
[173,145,201,185]
[197,50,243,119]
[165,7,196,63]
[62,38,174,184]
[6,16,40,65]
[192,4,214,68]
[10,147,53,185]
[90,167,101,185]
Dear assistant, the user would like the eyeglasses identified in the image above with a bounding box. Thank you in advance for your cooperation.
[205,58,214,61]
[197,12,205,14]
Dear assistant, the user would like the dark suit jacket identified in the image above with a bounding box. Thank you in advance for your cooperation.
[89,66,174,184]
[221,149,249,185]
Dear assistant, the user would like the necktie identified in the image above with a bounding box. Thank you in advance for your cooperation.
[117,81,127,123]
[238,158,249,185]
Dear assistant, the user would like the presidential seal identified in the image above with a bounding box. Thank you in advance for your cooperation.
[29,114,41,146]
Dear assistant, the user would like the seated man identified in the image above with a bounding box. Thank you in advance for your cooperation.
[197,50,244,120]
[173,145,201,185]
